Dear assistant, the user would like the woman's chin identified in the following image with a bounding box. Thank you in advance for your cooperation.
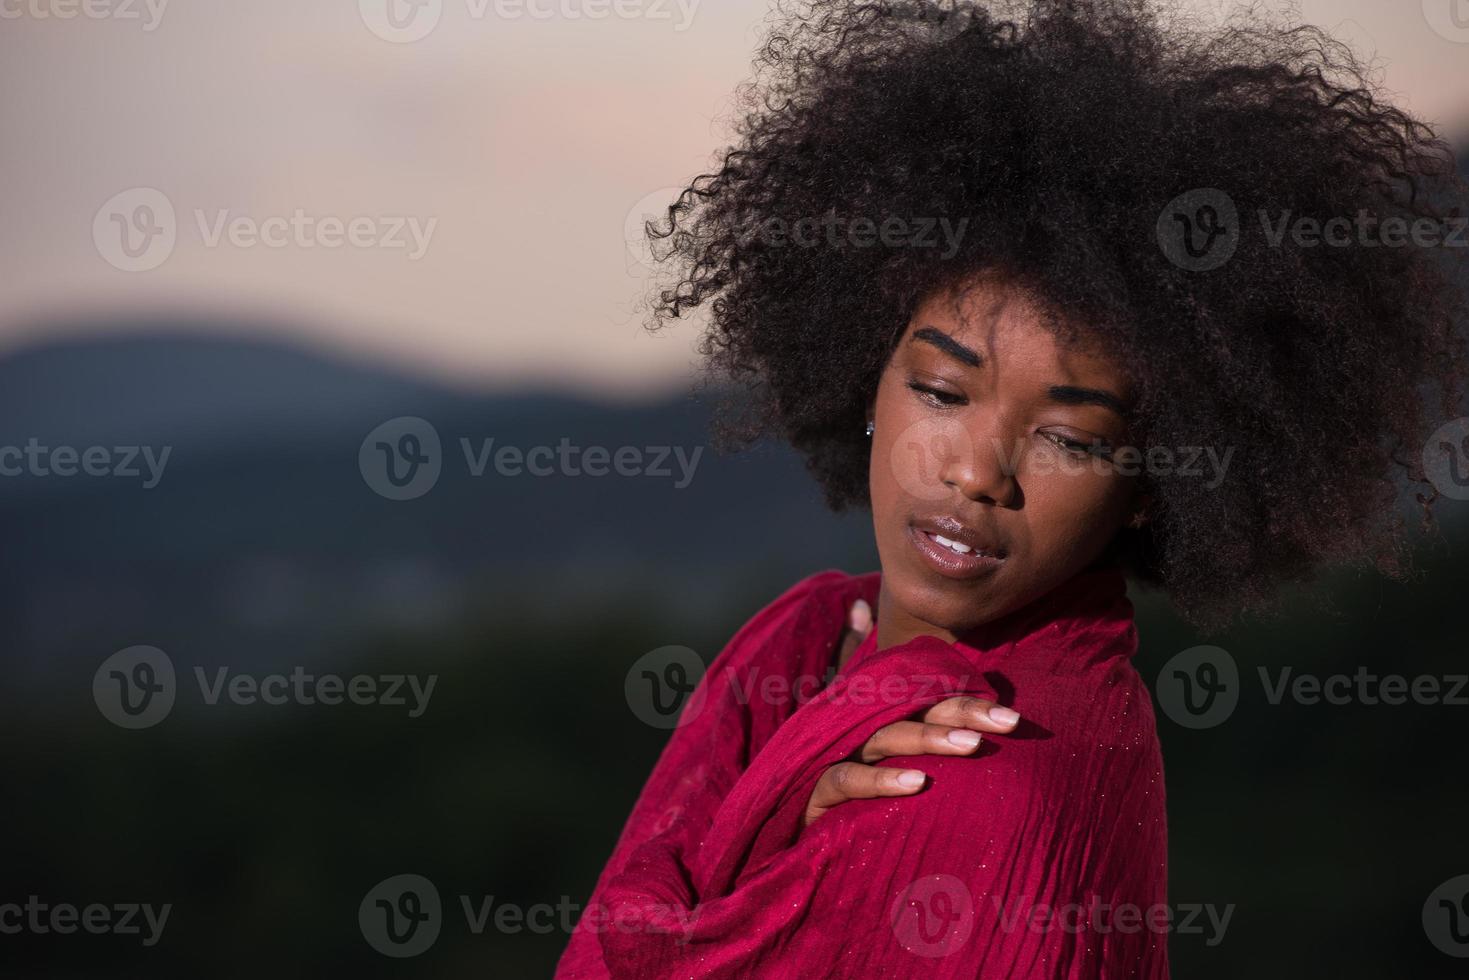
[885,575,1009,638]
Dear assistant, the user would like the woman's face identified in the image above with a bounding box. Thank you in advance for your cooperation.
[868,275,1145,645]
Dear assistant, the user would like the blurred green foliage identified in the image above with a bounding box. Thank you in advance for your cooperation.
[2,525,1466,978]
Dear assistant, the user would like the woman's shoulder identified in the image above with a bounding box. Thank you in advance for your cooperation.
[707,568,879,675]
[762,567,878,614]
[739,567,878,634]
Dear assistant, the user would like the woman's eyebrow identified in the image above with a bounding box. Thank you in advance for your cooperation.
[911,326,1127,416]
[1047,384,1128,417]
[910,326,981,367]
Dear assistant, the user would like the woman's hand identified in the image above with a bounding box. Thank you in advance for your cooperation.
[802,601,1021,828]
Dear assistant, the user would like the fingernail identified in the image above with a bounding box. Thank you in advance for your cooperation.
[849,599,872,632]
[988,705,1020,726]
[896,770,926,789]
[947,730,981,749]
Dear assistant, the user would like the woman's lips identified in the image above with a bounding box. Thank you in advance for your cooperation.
[908,524,1006,580]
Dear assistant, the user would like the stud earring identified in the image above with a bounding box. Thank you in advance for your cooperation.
[865,421,875,437]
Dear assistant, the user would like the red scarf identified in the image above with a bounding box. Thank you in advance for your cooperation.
[556,565,1169,978]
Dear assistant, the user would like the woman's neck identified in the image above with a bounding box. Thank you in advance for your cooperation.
[874,583,960,652]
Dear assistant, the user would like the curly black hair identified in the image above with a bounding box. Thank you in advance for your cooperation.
[645,0,1469,630]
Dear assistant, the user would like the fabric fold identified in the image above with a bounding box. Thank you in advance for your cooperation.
[555,565,1169,979]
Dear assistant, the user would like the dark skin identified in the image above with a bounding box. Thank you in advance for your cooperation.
[803,273,1151,826]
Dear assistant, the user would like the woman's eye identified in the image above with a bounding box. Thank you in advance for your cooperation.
[1045,432,1114,459]
[906,381,965,406]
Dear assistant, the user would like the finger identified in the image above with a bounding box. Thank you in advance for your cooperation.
[835,598,874,669]
[805,762,927,824]
[922,695,1021,733]
[856,719,981,763]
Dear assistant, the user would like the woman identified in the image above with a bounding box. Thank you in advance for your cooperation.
[558,1,1468,976]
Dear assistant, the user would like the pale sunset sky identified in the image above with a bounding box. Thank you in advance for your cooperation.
[2,0,1466,395]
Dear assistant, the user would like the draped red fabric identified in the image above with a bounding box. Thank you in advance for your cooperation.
[555,565,1169,979]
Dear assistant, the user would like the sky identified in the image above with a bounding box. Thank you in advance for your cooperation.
[2,0,1467,396]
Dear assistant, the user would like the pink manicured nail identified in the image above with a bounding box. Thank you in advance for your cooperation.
[896,770,926,789]
[988,705,1020,726]
[947,730,981,749]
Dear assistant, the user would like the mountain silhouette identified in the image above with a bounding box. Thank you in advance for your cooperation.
[0,319,874,686]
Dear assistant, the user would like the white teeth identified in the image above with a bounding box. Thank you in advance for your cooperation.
[931,533,973,555]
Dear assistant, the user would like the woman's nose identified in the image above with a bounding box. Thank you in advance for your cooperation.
[940,424,1020,508]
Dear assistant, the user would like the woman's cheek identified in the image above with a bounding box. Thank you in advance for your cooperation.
[1025,468,1130,562]
[871,403,937,507]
